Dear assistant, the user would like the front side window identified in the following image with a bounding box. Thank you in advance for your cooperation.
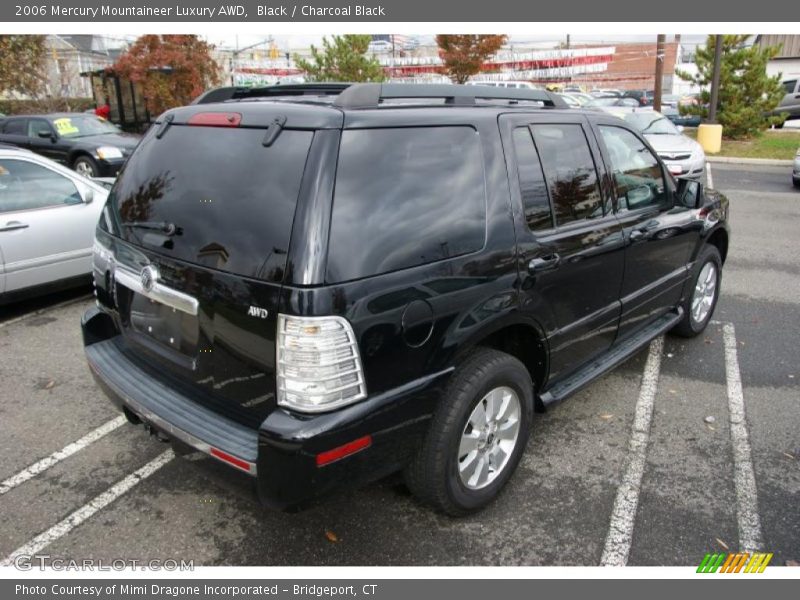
[599,126,668,211]
[327,127,486,282]
[530,123,603,226]
[0,159,82,213]
[28,119,53,138]
[784,79,797,94]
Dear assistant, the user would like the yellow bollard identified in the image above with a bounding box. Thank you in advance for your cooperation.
[697,123,723,154]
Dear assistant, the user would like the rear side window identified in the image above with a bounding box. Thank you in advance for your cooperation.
[111,125,312,282]
[531,124,603,226]
[326,127,486,283]
[3,120,26,135]
[784,80,797,94]
[511,126,552,231]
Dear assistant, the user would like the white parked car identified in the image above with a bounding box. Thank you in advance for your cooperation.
[466,80,542,90]
[600,108,706,180]
[0,144,109,302]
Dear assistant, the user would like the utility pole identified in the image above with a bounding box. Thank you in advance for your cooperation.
[708,35,723,124]
[653,34,666,112]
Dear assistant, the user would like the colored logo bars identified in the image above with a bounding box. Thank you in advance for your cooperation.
[697,552,773,573]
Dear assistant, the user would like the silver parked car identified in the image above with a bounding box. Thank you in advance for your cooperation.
[793,147,800,188]
[0,144,109,302]
[601,108,706,179]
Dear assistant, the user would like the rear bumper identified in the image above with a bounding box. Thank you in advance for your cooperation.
[82,306,448,510]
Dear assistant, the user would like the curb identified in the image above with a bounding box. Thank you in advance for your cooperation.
[706,156,794,166]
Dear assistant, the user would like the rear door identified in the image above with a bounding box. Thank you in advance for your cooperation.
[0,118,29,149]
[103,117,317,428]
[500,113,625,381]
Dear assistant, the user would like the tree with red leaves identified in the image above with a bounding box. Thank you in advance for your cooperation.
[435,35,508,84]
[114,35,220,115]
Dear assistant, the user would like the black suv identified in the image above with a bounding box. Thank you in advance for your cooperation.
[82,83,729,515]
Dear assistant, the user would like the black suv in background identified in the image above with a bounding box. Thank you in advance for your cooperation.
[0,113,139,177]
[82,83,729,515]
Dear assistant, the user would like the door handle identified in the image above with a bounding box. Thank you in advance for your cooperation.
[0,221,29,232]
[528,253,560,273]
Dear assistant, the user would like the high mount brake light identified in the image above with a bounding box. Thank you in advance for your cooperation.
[187,112,242,127]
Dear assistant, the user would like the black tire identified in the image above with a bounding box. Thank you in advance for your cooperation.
[73,155,100,178]
[672,244,722,337]
[405,348,534,516]
[793,177,800,189]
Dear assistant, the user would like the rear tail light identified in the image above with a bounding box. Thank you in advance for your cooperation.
[276,315,367,413]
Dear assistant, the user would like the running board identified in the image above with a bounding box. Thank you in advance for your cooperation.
[538,309,682,407]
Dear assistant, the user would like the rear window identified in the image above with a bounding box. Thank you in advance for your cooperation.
[326,126,486,283]
[110,125,313,282]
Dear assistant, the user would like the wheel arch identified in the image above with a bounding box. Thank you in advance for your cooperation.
[452,316,549,411]
[705,226,729,264]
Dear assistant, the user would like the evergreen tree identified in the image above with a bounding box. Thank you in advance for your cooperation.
[677,35,785,139]
[295,35,386,82]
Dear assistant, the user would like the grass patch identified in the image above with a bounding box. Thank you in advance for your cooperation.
[683,128,800,160]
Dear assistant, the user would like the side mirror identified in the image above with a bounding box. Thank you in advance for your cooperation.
[82,187,94,204]
[38,130,56,141]
[677,178,704,209]
[677,125,685,133]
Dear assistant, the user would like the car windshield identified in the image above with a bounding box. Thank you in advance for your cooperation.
[623,112,681,135]
[50,115,119,138]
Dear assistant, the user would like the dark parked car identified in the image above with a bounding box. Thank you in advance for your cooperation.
[623,89,654,106]
[82,83,730,515]
[0,113,140,178]
[662,106,702,128]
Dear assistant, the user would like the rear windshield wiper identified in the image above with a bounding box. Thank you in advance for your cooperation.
[124,221,179,235]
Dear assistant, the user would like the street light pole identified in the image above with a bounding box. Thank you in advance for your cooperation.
[708,34,723,124]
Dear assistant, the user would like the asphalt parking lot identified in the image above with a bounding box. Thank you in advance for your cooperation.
[0,163,797,567]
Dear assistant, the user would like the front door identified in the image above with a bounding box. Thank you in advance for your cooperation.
[591,122,700,338]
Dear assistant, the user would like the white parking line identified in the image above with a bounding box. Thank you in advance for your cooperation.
[0,449,174,566]
[706,162,714,189]
[600,336,664,566]
[0,416,126,496]
[722,322,764,552]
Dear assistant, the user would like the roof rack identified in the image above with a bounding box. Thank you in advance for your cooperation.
[192,82,568,110]
[192,83,351,105]
[333,83,568,109]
